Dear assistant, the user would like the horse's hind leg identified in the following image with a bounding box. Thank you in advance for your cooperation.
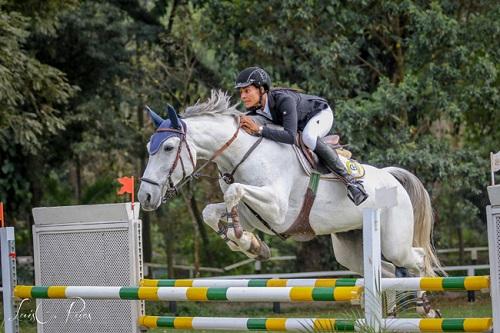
[331,230,396,277]
[331,231,363,275]
[380,206,440,317]
[380,206,424,276]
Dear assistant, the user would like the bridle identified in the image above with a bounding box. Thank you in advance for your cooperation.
[140,117,242,202]
[140,124,195,200]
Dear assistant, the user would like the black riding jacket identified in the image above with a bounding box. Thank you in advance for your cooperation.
[247,89,331,145]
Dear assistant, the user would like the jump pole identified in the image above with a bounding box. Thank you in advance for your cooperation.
[141,276,490,291]
[138,316,493,332]
[14,285,362,303]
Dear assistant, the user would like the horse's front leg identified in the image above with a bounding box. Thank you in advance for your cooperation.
[202,202,271,260]
[224,183,285,259]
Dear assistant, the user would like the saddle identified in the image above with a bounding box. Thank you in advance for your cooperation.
[294,133,365,180]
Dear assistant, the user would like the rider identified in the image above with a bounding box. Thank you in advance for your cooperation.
[235,66,368,206]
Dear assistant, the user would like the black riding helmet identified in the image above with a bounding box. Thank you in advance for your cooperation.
[234,67,272,91]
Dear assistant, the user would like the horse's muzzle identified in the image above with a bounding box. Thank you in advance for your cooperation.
[138,184,162,211]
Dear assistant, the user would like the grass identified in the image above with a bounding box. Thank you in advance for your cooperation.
[2,293,492,333]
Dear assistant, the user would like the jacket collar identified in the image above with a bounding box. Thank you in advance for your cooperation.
[267,90,276,110]
[266,91,278,120]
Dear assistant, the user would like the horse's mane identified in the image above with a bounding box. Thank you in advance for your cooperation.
[183,90,241,118]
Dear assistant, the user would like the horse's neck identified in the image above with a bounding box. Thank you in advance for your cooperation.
[185,116,256,170]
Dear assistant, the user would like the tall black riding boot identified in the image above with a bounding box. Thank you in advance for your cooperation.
[314,138,368,206]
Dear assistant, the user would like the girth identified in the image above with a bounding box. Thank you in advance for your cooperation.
[241,172,320,242]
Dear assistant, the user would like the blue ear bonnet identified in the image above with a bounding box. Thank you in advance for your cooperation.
[149,119,187,155]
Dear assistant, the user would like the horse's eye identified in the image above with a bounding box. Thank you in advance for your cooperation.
[164,145,174,152]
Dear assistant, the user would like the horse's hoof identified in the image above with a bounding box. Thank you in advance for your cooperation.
[386,305,398,318]
[416,292,441,318]
[256,242,271,261]
[256,253,270,261]
[427,309,442,318]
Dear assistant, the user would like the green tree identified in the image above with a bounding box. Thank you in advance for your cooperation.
[0,1,76,224]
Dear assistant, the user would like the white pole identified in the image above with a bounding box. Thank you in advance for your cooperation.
[363,207,382,330]
[1,227,18,333]
[362,187,399,331]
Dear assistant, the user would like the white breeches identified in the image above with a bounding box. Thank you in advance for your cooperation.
[302,108,333,150]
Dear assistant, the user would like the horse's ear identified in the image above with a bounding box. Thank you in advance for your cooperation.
[167,104,181,129]
[145,105,164,128]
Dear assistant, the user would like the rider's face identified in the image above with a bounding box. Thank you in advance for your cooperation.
[239,85,261,109]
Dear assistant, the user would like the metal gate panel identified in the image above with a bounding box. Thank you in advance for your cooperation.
[32,203,143,333]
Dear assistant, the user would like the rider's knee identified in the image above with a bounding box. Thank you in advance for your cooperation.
[302,132,318,150]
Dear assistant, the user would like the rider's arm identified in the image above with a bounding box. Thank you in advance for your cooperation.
[261,96,297,144]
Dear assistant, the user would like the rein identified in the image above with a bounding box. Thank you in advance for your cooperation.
[220,136,263,184]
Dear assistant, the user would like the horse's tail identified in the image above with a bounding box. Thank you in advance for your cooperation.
[383,167,445,277]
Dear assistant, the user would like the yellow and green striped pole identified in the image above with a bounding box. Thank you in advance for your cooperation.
[14,285,361,302]
[382,276,490,291]
[141,276,489,291]
[138,316,493,332]
[140,278,362,288]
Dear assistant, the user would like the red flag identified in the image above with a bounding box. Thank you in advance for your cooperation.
[117,176,135,208]
[117,176,134,195]
[0,202,4,227]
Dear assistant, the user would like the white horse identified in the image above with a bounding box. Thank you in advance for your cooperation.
[138,90,442,281]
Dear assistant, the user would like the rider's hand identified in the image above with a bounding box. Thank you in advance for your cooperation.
[240,116,261,136]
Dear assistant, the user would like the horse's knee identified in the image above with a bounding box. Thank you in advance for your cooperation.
[202,204,223,231]
[224,183,245,208]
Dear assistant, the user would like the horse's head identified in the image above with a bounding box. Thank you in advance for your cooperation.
[138,105,196,211]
